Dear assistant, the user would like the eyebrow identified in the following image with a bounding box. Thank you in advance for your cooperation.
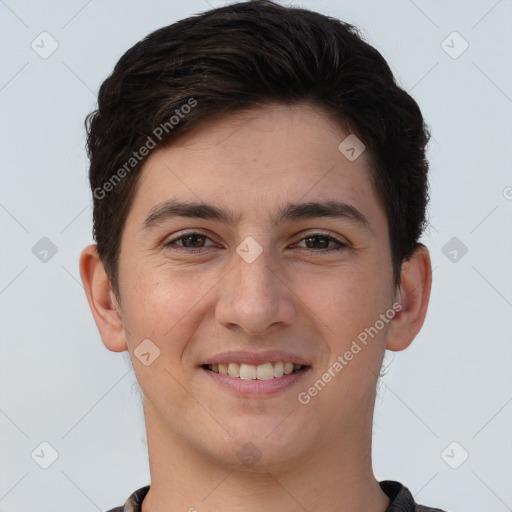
[142,199,371,231]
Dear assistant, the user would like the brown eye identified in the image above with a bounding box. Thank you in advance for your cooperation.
[180,234,207,248]
[165,232,216,251]
[304,235,330,249]
[295,233,347,254]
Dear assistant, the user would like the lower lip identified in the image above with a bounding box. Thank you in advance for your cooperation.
[201,367,311,397]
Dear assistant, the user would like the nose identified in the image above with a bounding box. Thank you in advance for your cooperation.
[214,248,296,336]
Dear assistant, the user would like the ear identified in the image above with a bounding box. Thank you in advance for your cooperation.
[79,244,128,352]
[386,244,432,352]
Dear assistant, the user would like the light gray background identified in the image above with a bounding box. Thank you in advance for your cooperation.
[1,0,511,511]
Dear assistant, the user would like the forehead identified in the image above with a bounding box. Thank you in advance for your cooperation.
[127,103,386,232]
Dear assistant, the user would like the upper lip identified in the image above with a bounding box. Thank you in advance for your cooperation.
[200,349,311,366]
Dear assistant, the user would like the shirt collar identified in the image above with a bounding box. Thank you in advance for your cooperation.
[110,480,440,512]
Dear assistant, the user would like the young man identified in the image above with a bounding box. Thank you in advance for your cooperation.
[79,1,443,510]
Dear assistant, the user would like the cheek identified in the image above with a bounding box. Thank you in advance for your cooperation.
[303,266,390,327]
[121,261,215,352]
[295,264,393,372]
[120,270,202,403]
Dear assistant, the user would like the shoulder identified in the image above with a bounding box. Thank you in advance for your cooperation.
[380,480,450,512]
[104,485,150,512]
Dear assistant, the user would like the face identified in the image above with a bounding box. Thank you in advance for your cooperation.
[114,103,398,469]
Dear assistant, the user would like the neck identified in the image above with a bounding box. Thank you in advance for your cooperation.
[140,400,390,512]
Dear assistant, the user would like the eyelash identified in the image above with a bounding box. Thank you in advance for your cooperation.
[164,231,348,255]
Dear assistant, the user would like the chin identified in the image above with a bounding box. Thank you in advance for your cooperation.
[211,420,310,471]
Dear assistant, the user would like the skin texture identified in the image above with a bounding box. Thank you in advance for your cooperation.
[80,103,432,512]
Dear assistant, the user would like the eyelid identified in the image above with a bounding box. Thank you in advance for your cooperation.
[165,229,218,246]
[294,230,350,247]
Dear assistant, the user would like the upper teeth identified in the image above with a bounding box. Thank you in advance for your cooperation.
[209,362,303,380]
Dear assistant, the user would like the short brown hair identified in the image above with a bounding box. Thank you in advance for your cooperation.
[85,0,430,296]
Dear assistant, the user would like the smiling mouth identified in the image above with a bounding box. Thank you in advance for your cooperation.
[202,362,309,380]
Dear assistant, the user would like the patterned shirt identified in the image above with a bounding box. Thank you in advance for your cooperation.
[105,480,448,511]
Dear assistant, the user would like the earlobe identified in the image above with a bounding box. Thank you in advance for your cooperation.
[386,244,432,352]
[79,244,128,352]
